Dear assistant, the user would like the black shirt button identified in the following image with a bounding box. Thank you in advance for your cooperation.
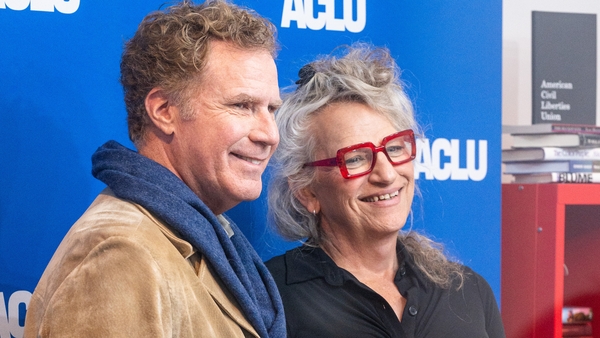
[408,305,418,316]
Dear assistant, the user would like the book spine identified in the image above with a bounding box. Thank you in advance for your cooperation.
[553,124,600,134]
[544,147,600,160]
[580,134,600,146]
[570,161,600,172]
[552,172,600,183]
[504,124,600,135]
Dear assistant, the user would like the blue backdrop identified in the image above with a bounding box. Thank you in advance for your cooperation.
[0,1,501,337]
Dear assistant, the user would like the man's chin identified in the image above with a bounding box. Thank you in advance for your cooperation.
[235,184,263,202]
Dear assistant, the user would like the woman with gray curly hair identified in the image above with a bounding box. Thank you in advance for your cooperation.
[265,44,505,337]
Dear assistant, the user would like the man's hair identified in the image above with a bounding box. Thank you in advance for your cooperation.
[120,0,278,145]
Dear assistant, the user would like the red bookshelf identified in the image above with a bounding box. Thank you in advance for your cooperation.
[502,184,600,338]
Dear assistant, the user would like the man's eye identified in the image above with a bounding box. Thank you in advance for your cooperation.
[234,103,250,110]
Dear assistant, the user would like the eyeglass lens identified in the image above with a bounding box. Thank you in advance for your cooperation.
[342,134,413,176]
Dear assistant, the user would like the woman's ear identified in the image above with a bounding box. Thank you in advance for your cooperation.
[144,87,177,136]
[291,180,320,214]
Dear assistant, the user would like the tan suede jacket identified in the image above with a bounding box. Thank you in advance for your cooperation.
[24,189,259,338]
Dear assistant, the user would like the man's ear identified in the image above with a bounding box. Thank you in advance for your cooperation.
[291,180,320,214]
[144,87,177,136]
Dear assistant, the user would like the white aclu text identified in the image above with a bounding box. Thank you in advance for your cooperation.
[0,291,31,338]
[0,0,79,14]
[281,0,366,32]
[416,138,487,181]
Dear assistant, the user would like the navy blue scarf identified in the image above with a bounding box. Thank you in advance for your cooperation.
[92,140,286,338]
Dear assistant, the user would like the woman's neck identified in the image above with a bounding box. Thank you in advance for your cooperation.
[321,232,406,321]
[321,232,399,280]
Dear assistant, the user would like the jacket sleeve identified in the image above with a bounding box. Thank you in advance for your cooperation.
[30,236,172,338]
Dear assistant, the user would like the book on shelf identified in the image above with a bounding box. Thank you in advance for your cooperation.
[504,160,600,174]
[563,306,593,324]
[562,307,593,337]
[512,172,600,184]
[512,133,600,148]
[531,11,597,125]
[502,147,600,162]
[503,123,600,135]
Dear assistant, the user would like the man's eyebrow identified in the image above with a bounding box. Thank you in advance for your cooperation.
[229,94,282,108]
[271,99,283,108]
[229,93,255,103]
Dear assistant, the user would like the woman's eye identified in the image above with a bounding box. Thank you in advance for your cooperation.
[345,155,367,167]
[386,145,404,156]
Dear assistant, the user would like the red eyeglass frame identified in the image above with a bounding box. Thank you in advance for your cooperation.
[303,129,416,179]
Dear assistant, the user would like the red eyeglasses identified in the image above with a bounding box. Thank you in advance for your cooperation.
[303,129,416,179]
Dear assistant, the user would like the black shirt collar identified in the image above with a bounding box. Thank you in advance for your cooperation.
[284,240,430,290]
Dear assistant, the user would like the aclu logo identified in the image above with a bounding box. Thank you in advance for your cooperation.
[0,291,31,338]
[281,0,366,32]
[415,138,487,181]
[0,0,79,14]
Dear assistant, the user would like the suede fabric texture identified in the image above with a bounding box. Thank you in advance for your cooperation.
[25,189,260,337]
[89,141,285,338]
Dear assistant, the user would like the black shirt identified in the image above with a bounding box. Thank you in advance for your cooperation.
[265,245,505,338]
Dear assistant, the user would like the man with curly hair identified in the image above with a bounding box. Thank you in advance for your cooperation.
[24,1,285,337]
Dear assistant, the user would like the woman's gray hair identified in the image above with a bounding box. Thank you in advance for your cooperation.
[268,43,465,289]
[269,43,416,243]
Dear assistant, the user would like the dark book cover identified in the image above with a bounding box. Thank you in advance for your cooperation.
[532,11,597,125]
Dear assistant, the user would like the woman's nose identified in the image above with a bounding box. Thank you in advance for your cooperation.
[368,152,397,183]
